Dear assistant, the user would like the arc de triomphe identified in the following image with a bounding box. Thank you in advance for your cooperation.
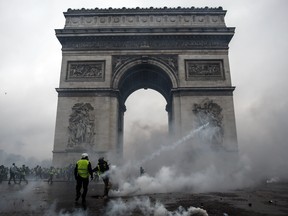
[52,7,238,166]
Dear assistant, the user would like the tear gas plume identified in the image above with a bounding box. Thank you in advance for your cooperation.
[109,91,288,202]
[109,124,252,197]
[137,123,209,166]
[105,196,208,216]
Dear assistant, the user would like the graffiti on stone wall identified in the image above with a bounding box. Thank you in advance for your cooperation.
[193,98,224,147]
[67,103,95,148]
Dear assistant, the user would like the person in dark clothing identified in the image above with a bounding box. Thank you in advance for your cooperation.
[74,153,93,204]
[0,165,6,183]
[19,164,28,184]
[47,166,55,184]
[93,157,110,198]
[140,166,145,176]
[8,163,18,184]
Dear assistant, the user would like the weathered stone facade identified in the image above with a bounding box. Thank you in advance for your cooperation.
[53,7,238,166]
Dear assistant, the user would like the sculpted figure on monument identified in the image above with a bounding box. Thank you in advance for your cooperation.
[67,103,95,148]
[193,98,224,147]
[68,62,104,80]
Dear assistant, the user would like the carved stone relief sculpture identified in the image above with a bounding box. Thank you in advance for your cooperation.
[61,36,227,50]
[64,7,226,28]
[193,98,224,147]
[67,103,95,149]
[185,60,224,80]
[66,61,105,81]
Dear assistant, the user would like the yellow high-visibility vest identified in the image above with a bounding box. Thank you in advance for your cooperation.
[77,159,89,178]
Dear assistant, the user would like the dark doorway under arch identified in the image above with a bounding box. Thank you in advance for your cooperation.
[118,63,173,106]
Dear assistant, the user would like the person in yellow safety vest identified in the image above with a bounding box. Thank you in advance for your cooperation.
[74,153,93,204]
[93,157,110,198]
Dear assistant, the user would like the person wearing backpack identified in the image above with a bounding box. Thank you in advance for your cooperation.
[93,157,110,198]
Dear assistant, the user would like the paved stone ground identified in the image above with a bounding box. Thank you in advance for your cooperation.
[0,180,288,215]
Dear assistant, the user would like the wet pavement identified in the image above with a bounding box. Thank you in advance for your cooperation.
[1,179,288,215]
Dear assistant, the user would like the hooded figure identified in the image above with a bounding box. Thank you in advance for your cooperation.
[93,157,110,198]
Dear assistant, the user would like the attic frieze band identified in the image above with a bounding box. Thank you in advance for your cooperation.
[59,35,230,51]
[64,14,226,28]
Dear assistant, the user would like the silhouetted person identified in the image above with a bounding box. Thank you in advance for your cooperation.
[74,153,93,204]
[47,166,55,184]
[93,157,110,198]
[8,163,17,184]
[140,166,145,176]
[35,165,43,179]
[19,164,28,184]
[0,165,6,183]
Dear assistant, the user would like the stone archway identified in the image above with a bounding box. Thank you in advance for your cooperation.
[112,57,178,155]
[52,7,238,166]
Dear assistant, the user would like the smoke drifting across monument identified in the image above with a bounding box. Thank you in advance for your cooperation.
[0,1,288,215]
[111,87,288,202]
[109,123,247,197]
[122,88,288,197]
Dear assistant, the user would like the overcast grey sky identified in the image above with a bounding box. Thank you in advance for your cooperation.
[0,0,288,171]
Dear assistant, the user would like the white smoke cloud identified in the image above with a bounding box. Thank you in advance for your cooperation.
[43,201,89,216]
[42,197,208,216]
[0,150,51,167]
[110,159,251,197]
[105,196,208,216]
[108,124,254,199]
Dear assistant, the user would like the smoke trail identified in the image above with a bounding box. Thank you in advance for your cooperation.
[137,123,209,166]
[108,124,213,196]
[105,196,208,216]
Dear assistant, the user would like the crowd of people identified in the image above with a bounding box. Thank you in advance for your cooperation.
[0,163,75,184]
[1,154,112,204]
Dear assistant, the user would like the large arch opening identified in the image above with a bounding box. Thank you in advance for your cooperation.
[124,89,168,161]
[115,63,174,158]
